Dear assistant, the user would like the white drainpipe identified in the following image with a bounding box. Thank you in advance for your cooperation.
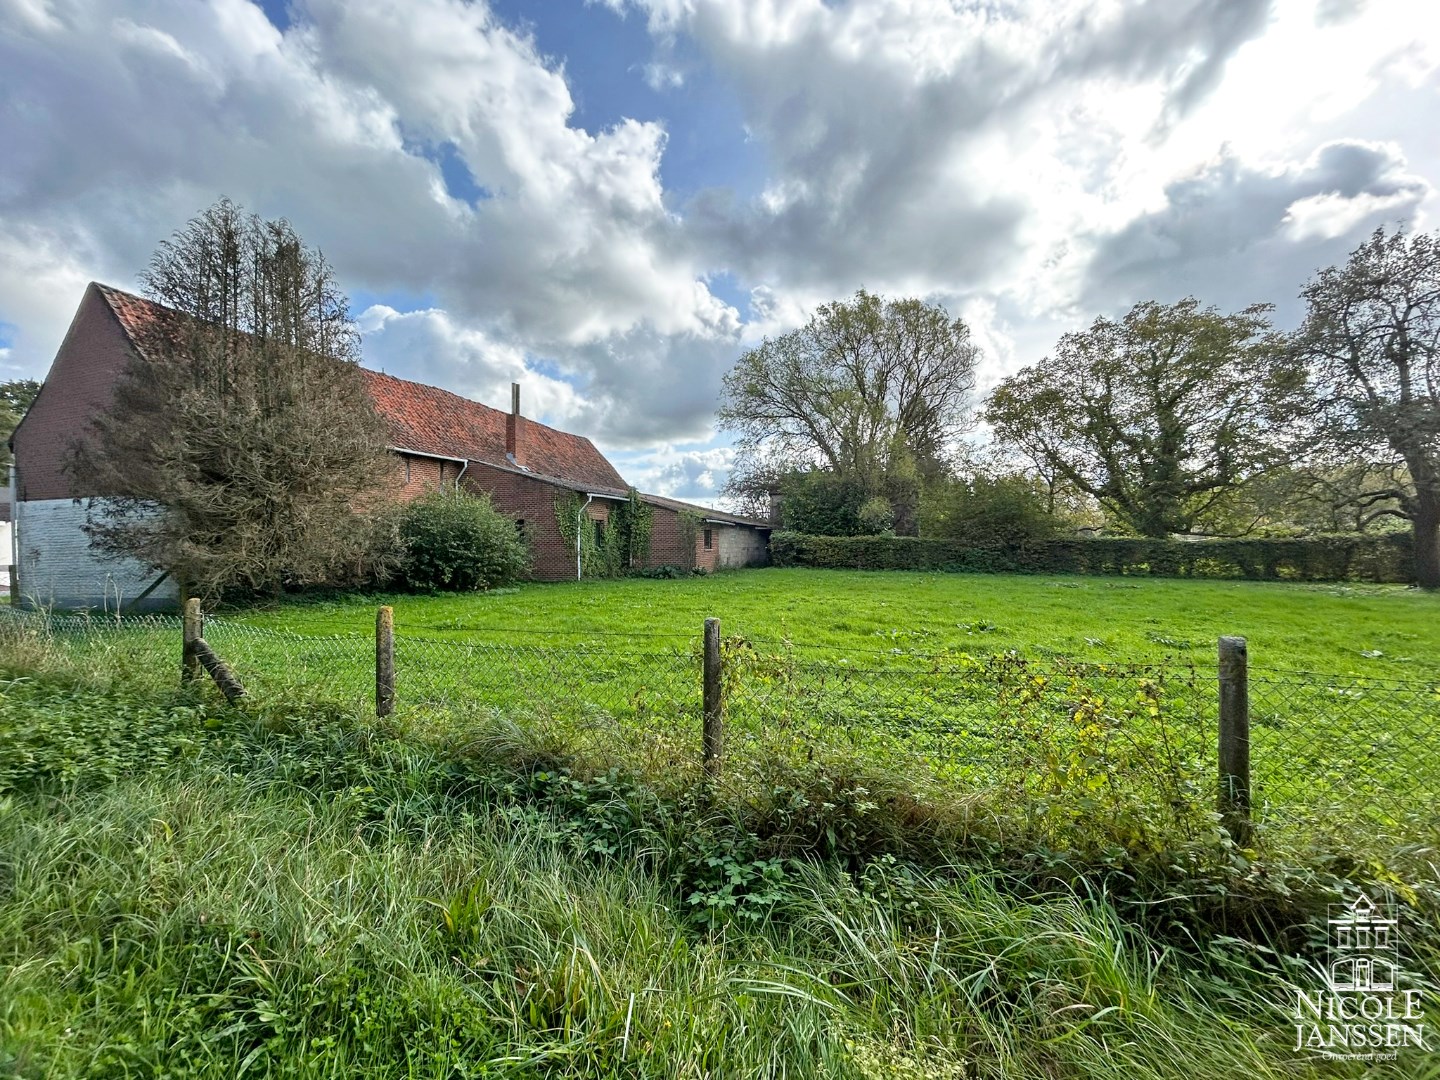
[576,494,593,580]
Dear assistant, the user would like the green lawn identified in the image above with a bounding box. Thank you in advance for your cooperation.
[10,569,1437,853]
[237,568,1440,678]
[3,579,1438,1078]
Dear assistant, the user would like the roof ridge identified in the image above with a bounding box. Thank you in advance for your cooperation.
[358,366,507,424]
[92,281,179,316]
[88,282,626,490]
[356,367,607,452]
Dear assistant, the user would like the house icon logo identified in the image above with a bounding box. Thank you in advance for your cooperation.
[1327,894,1399,993]
[1291,893,1428,1058]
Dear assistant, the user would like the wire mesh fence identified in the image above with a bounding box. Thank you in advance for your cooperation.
[2,605,1435,848]
[1246,671,1439,839]
[0,608,180,678]
[205,617,375,704]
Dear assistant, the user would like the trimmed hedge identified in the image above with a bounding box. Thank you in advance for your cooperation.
[768,531,1415,584]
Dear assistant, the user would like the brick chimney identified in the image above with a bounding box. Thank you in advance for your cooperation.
[505,382,525,467]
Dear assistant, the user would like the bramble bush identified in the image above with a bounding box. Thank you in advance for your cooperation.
[769,531,1414,583]
[398,490,530,591]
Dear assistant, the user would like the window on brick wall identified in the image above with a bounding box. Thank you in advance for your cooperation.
[594,519,606,548]
[514,518,526,538]
[405,458,411,484]
[703,528,713,550]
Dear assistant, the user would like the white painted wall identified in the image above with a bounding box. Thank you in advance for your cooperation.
[13,498,177,611]
[0,520,11,590]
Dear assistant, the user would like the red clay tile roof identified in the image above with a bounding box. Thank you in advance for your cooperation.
[359,369,627,492]
[94,283,165,341]
[91,283,629,493]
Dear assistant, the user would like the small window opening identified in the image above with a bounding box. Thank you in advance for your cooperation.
[703,528,713,550]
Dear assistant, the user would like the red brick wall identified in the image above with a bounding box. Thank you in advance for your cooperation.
[11,284,135,502]
[645,508,731,570]
[390,453,466,501]
[696,524,720,571]
[647,506,692,568]
[462,463,612,580]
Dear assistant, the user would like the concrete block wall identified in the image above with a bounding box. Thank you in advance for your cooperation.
[14,498,177,611]
[641,509,769,572]
[715,523,768,568]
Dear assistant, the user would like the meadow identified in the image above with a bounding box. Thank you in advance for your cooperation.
[217,569,1440,854]
[6,674,1430,1080]
[3,571,1439,1077]
[237,568,1440,678]
[12,569,1440,855]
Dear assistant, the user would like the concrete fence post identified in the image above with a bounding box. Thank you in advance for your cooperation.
[1218,635,1251,845]
[702,616,723,776]
[376,605,395,718]
[182,597,202,684]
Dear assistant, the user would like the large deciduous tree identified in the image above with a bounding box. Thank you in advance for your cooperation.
[1294,227,1440,589]
[718,289,978,533]
[985,299,1301,538]
[73,198,394,600]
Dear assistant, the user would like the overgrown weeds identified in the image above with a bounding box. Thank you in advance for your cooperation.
[2,633,1438,1077]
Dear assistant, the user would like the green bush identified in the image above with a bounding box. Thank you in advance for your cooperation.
[768,531,1415,583]
[778,470,874,535]
[919,473,1062,547]
[857,496,896,534]
[398,490,530,591]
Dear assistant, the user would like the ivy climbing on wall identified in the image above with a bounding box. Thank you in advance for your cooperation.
[554,488,655,578]
[677,509,702,571]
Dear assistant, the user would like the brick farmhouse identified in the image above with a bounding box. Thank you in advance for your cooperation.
[6,283,769,609]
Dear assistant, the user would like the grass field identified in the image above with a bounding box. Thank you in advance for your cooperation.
[9,568,1438,857]
[234,568,1440,678]
[3,574,1439,1077]
[227,568,1440,850]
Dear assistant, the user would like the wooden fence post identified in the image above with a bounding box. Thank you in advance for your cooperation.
[376,606,395,718]
[702,616,723,776]
[1218,635,1251,845]
[188,638,247,702]
[182,597,202,684]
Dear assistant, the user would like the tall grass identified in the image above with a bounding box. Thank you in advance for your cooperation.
[2,631,1438,1077]
[8,758,1427,1078]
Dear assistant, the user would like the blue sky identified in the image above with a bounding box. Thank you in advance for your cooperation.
[2,0,1438,500]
